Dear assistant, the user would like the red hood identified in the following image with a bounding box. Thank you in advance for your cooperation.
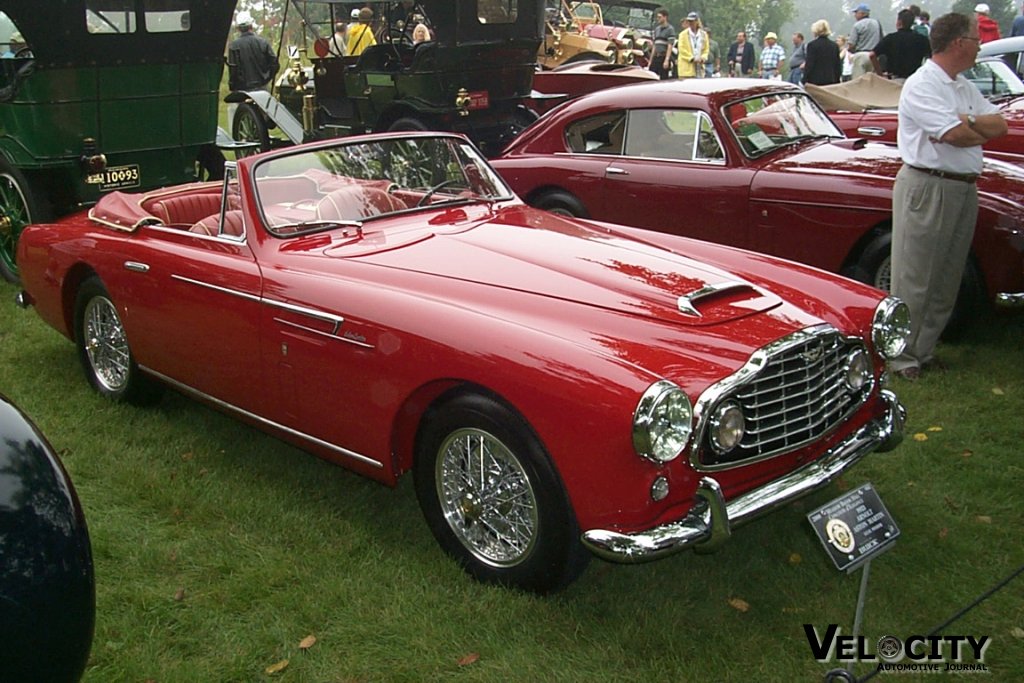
[317,205,782,326]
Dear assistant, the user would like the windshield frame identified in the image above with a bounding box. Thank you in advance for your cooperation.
[250,134,517,238]
[721,92,844,159]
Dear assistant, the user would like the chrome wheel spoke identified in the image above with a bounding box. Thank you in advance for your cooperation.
[84,296,130,392]
[436,427,538,567]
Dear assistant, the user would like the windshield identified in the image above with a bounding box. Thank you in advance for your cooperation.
[253,136,514,237]
[963,59,1024,98]
[723,92,843,158]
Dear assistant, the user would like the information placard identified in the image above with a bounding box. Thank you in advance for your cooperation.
[807,483,899,573]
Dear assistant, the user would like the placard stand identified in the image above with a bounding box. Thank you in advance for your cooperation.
[808,483,900,683]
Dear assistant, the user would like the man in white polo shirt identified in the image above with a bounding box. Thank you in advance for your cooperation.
[891,12,1007,380]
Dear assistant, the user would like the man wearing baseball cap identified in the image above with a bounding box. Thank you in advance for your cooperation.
[975,4,1000,43]
[227,11,279,91]
[849,4,883,77]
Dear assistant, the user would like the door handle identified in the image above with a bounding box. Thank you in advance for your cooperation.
[123,261,150,273]
[605,166,629,176]
[856,127,886,137]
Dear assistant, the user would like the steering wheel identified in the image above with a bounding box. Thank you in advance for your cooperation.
[416,179,456,206]
[13,47,32,58]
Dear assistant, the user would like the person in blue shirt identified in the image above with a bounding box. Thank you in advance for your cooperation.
[1013,4,1024,37]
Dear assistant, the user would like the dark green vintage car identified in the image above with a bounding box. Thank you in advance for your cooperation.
[0,0,233,282]
[227,0,542,158]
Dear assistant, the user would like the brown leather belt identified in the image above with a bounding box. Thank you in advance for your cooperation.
[906,164,978,184]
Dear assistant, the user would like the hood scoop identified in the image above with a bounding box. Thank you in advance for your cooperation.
[677,280,762,317]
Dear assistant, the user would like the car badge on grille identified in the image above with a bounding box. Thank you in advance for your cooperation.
[677,279,755,317]
[800,346,825,363]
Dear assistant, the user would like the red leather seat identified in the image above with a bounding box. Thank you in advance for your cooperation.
[148,193,223,225]
[315,186,406,221]
[190,210,244,237]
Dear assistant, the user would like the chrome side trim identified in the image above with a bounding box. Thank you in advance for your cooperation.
[170,275,347,333]
[124,261,150,273]
[581,390,904,563]
[995,291,1024,307]
[140,366,384,469]
[14,290,32,309]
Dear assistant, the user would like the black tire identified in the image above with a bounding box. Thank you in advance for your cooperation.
[74,277,162,405]
[414,392,589,593]
[232,102,270,157]
[0,158,50,284]
[532,189,589,218]
[843,231,985,338]
[388,116,432,132]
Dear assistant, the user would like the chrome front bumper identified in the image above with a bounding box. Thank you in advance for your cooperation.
[581,390,906,563]
[996,291,1024,307]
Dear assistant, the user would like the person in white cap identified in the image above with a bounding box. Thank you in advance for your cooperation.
[975,4,1000,43]
[676,12,708,78]
[759,31,785,79]
[227,11,279,91]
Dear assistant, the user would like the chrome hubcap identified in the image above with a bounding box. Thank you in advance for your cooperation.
[83,296,130,392]
[436,428,538,567]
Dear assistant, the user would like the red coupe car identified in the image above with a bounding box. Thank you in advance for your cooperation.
[16,133,908,593]
[808,61,1024,160]
[492,78,1024,328]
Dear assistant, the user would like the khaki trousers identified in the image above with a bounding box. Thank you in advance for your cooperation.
[890,165,977,371]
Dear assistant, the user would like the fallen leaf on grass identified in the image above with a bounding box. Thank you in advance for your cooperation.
[938,527,948,539]
[265,659,289,675]
[788,553,802,565]
[943,496,960,512]
[992,387,1005,395]
[728,597,750,613]
[975,515,993,524]
[913,433,928,442]
[298,635,317,650]
[962,449,973,458]
[180,451,193,461]
[927,426,943,432]
[1011,627,1024,640]
[173,588,185,602]
[457,653,480,666]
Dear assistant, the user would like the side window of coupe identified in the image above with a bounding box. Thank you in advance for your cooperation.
[87,0,139,33]
[619,110,725,163]
[565,111,627,155]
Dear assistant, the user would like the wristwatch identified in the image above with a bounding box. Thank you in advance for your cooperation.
[967,114,977,128]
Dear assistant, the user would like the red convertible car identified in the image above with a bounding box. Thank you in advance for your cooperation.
[15,133,908,593]
[492,78,1024,328]
[808,62,1024,160]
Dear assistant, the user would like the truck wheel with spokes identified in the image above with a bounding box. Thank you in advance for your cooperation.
[0,158,50,284]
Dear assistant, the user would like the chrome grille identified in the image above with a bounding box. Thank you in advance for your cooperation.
[698,327,872,467]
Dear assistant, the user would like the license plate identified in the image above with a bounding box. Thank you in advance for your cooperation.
[467,90,489,110]
[86,164,141,192]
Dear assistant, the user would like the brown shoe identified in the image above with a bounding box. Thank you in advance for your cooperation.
[895,367,921,381]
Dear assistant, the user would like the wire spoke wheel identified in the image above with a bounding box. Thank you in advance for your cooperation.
[82,295,131,393]
[0,172,30,279]
[232,102,270,157]
[436,427,539,566]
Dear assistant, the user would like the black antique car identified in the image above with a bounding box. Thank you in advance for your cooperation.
[0,0,235,282]
[227,0,542,156]
[0,393,95,682]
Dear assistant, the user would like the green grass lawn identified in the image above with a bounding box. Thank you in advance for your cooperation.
[1,279,1022,682]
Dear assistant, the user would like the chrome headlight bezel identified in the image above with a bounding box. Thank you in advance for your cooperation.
[633,380,693,463]
[872,296,911,359]
[708,400,745,454]
[843,347,872,392]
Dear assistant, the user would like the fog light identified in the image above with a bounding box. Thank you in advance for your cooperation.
[709,401,745,454]
[650,476,669,501]
[844,348,872,392]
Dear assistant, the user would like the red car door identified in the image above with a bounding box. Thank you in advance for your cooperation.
[590,109,755,248]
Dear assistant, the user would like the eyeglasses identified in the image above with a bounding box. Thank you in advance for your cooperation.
[960,36,981,43]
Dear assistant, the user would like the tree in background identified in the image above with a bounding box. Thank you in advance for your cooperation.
[644,0,795,43]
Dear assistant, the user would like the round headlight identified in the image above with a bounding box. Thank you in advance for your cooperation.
[844,348,872,392]
[633,381,693,463]
[709,401,746,454]
[872,297,911,359]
